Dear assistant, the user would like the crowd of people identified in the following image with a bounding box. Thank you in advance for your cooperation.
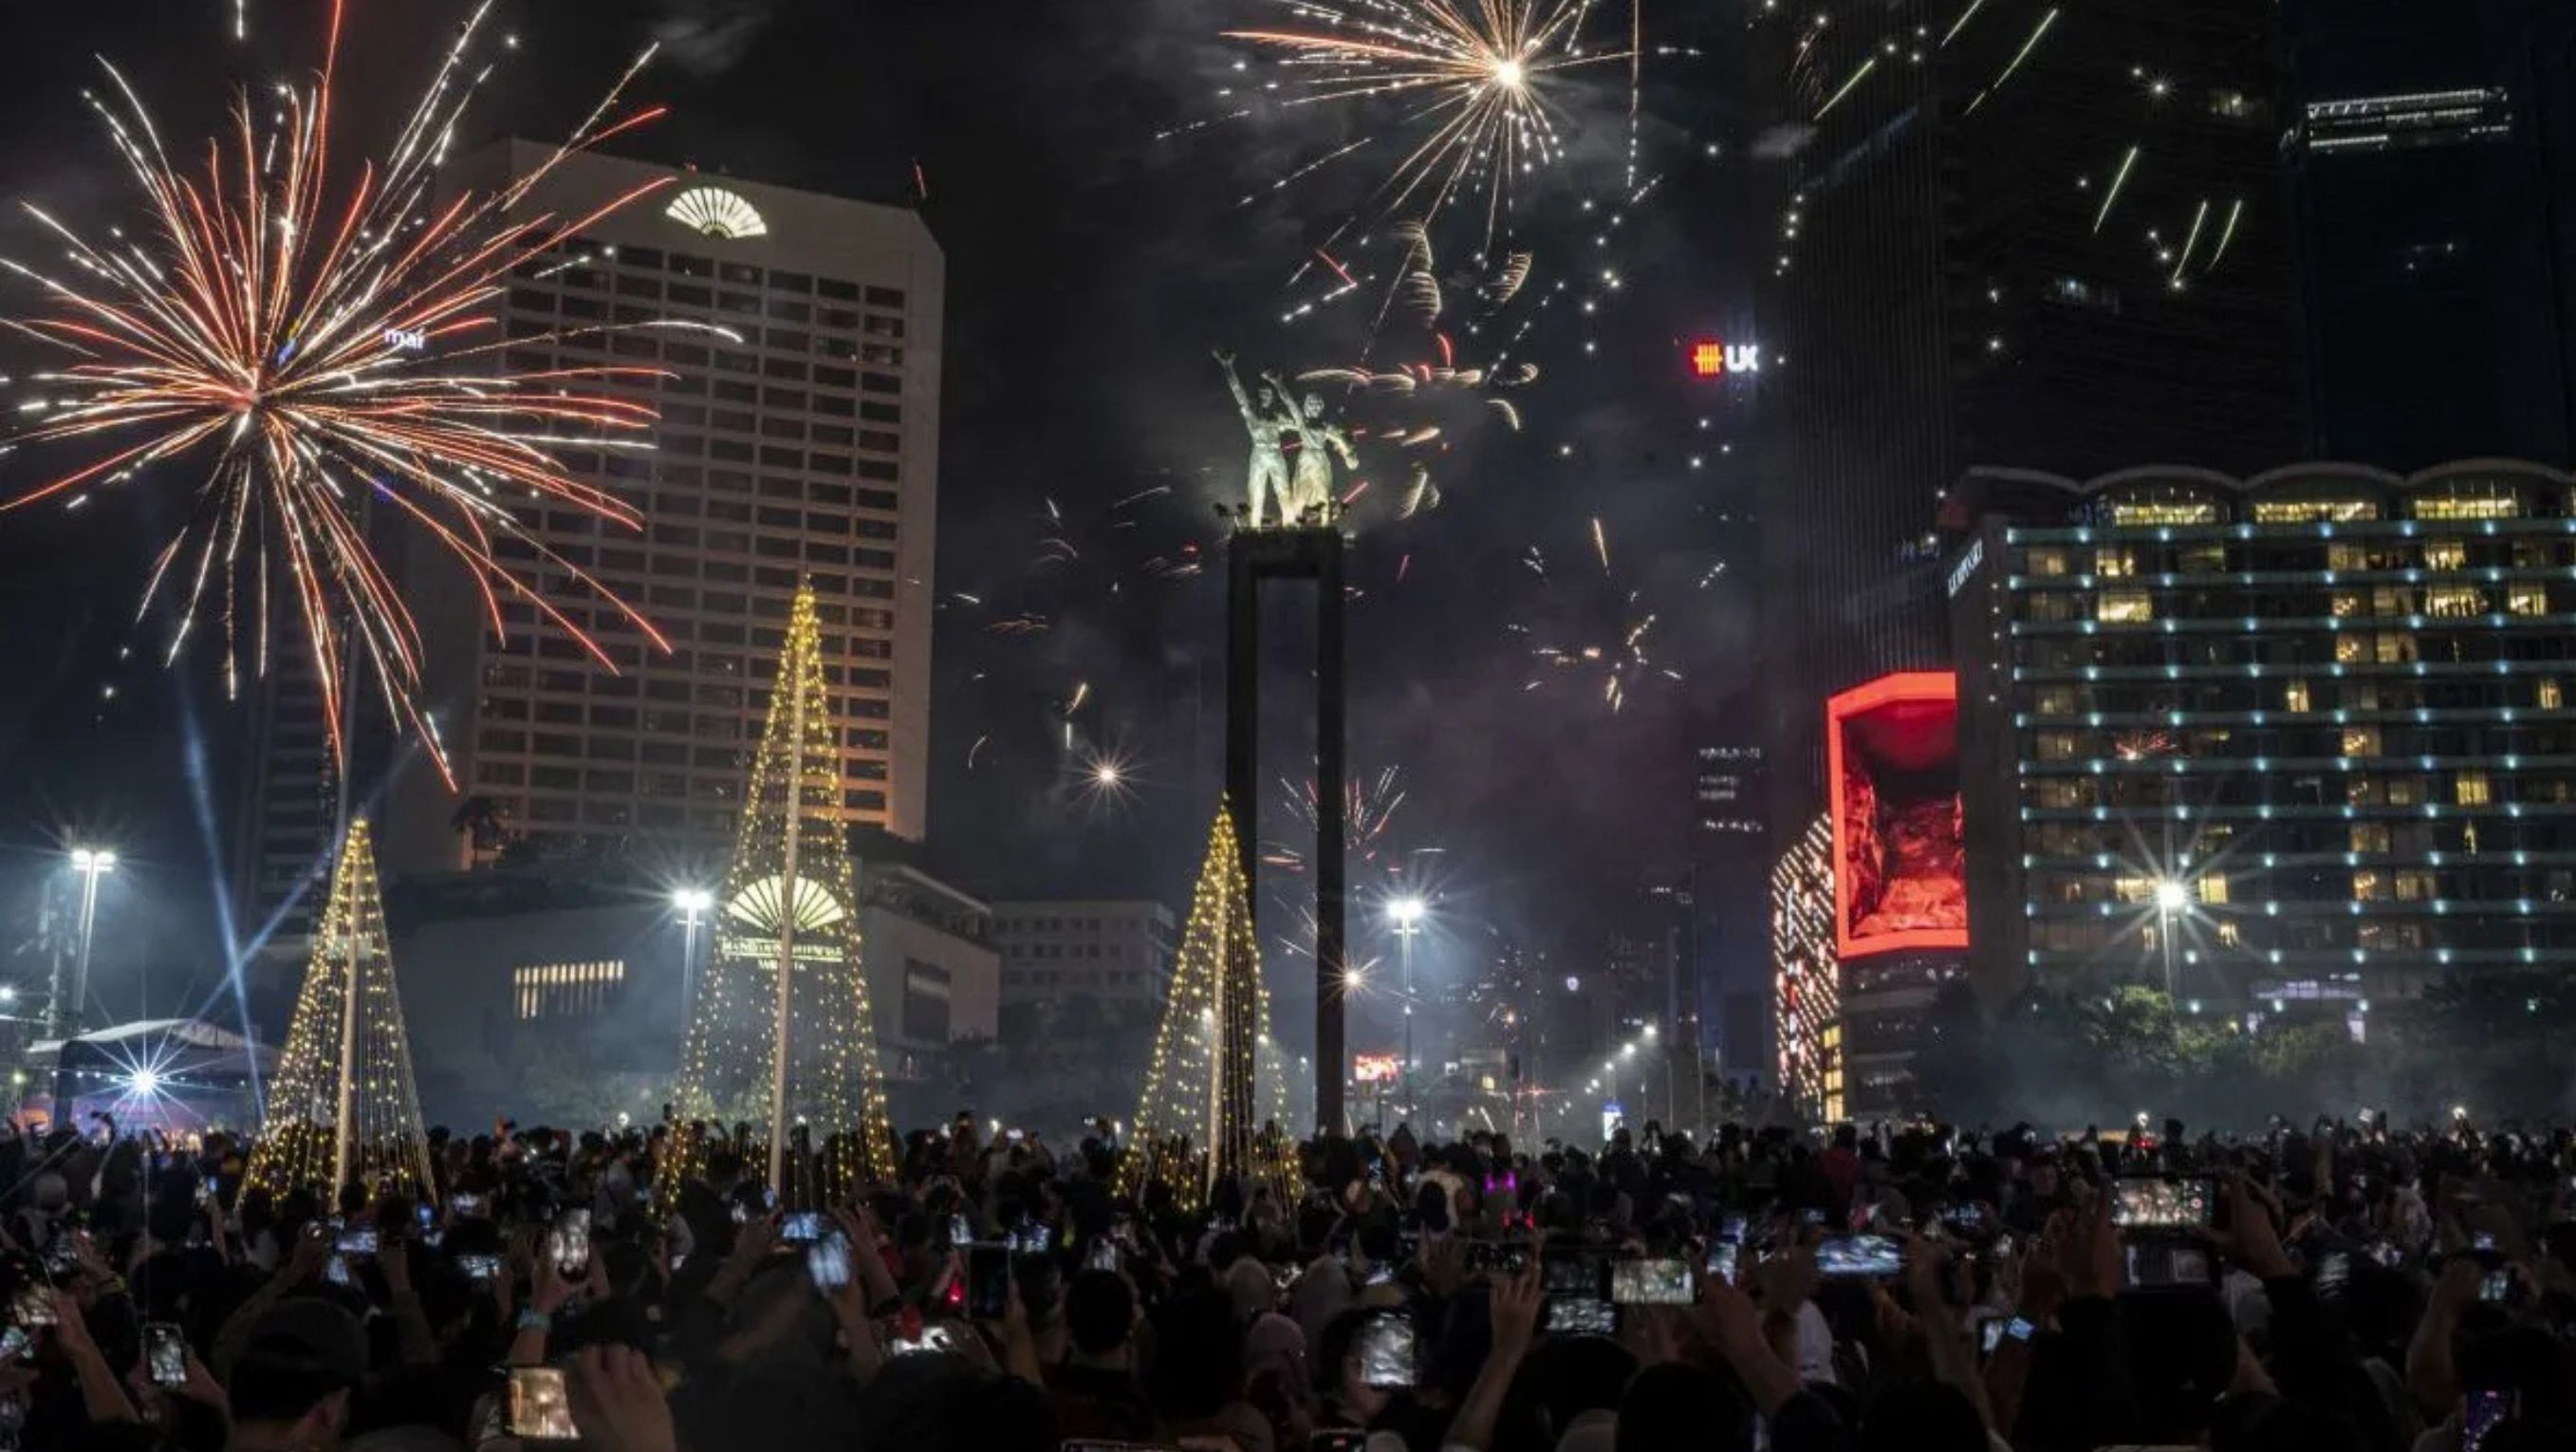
[0,1108,2567,1450]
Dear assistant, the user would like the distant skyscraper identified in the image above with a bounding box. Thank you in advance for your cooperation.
[1749,0,2308,839]
[239,146,943,935]
[1691,737,1770,1081]
[2287,0,2576,469]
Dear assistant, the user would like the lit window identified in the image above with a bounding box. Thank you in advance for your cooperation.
[2341,727,2381,757]
[2374,633,2418,664]
[2096,549,2139,578]
[2423,538,2467,569]
[2330,592,2363,618]
[2350,824,2391,852]
[2107,501,2218,526]
[2352,871,2386,902]
[512,959,628,1020]
[2456,773,2493,806]
[2285,679,2312,712]
[2410,491,2520,521]
[2198,876,2229,905]
[2216,921,2241,947]
[2541,679,2564,710]
[2334,636,2366,664]
[2509,584,2548,617]
[2424,586,2483,618]
[2034,688,2079,716]
[2113,876,2155,904]
[2028,549,2069,577]
[2394,871,2437,902]
[2035,732,2080,761]
[2098,591,2155,624]
[2327,543,2370,570]
[2252,498,2376,524]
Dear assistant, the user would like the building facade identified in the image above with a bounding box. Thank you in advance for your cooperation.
[989,901,1177,1013]
[1770,813,1843,1122]
[2287,0,2576,470]
[1947,461,2576,1025]
[241,145,944,940]
[859,863,999,1073]
[1749,0,2309,856]
[1693,740,1774,1084]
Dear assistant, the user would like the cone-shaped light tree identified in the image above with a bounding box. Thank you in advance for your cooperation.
[669,585,898,1202]
[1119,800,1298,1211]
[246,819,434,1198]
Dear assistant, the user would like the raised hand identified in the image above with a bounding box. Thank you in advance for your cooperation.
[565,1344,677,1452]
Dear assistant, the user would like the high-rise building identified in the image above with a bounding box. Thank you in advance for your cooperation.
[1770,813,1842,1121]
[1693,740,1771,1081]
[989,901,1178,1014]
[240,145,943,933]
[2286,0,2576,470]
[1750,0,2309,845]
[1945,460,2576,1027]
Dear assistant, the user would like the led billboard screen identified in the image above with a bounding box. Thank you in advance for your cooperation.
[1826,672,1967,959]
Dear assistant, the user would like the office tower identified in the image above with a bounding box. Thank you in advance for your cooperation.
[1946,460,2576,1026]
[990,902,1178,1015]
[1750,0,2308,839]
[1692,737,1771,1083]
[232,144,943,913]
[2287,0,2576,469]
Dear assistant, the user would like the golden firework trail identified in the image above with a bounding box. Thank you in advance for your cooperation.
[0,0,690,787]
[1230,0,1629,251]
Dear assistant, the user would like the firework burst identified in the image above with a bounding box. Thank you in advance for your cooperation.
[0,1,690,786]
[1228,0,1630,253]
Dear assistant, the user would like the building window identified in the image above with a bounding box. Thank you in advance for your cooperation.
[2373,634,2418,664]
[2456,773,2493,806]
[2351,871,2386,903]
[2410,491,2521,521]
[2096,549,2139,579]
[2424,586,2483,618]
[514,960,626,1020]
[2540,679,2564,711]
[2252,498,2375,524]
[2028,549,2069,577]
[2331,591,2363,619]
[2197,876,2229,905]
[2423,538,2468,569]
[2509,584,2548,617]
[2035,732,2080,762]
[2106,501,2218,527]
[2284,679,2312,713]
[2351,823,2391,852]
[2340,727,2380,758]
[2098,591,2154,624]
[2394,871,2437,902]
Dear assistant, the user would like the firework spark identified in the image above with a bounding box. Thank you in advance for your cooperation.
[1264,765,1407,876]
[1229,0,1630,252]
[0,1,679,786]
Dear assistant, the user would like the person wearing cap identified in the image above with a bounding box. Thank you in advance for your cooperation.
[226,1297,367,1452]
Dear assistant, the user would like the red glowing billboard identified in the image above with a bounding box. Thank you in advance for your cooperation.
[1826,672,1968,959]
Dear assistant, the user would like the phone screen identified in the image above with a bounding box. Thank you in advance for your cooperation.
[2110,1177,2215,1229]
[146,1323,186,1387]
[1542,1296,1616,1336]
[1610,1257,1695,1305]
[335,1227,378,1257]
[459,1254,502,1282]
[1980,1318,2009,1355]
[780,1211,825,1245]
[1705,1241,1740,1286]
[1086,1238,1120,1273]
[9,1286,53,1329]
[553,1209,591,1275]
[2478,1268,2513,1304]
[806,1231,852,1291]
[1354,1309,1418,1388]
[451,1192,486,1219]
[2462,1389,2516,1452]
[1816,1236,1903,1278]
[967,1242,1011,1320]
[0,1326,30,1363]
[507,1366,579,1440]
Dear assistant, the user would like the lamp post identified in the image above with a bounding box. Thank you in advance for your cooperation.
[673,888,713,1027]
[55,848,116,1043]
[1389,896,1426,1124]
[2154,879,2190,997]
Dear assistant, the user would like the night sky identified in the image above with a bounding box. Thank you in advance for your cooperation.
[0,1,1762,1042]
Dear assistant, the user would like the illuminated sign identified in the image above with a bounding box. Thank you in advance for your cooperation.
[1352,1052,1400,1086]
[1946,539,1986,599]
[1826,672,1968,959]
[1689,339,1762,379]
[383,327,427,353]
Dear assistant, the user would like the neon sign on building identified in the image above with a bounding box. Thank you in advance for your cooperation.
[1826,672,1969,959]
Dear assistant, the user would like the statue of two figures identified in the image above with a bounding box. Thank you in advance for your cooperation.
[1216,351,1357,530]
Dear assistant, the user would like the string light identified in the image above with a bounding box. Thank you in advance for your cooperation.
[666,585,897,1207]
[245,820,434,1197]
[1117,800,1298,1212]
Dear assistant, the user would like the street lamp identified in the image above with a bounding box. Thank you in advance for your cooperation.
[2153,879,2190,997]
[672,888,714,1023]
[1387,896,1427,1121]
[56,848,116,1042]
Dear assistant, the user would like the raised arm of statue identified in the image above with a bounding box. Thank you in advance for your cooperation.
[1216,354,1255,420]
